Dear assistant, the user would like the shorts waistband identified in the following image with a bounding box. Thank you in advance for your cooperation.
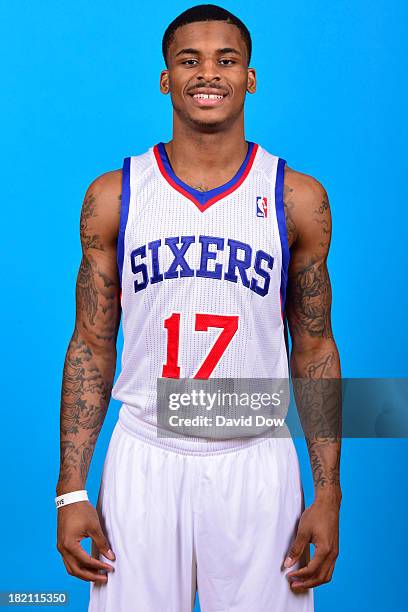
[118,403,285,456]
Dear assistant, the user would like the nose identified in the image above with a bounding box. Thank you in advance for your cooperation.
[195,58,221,82]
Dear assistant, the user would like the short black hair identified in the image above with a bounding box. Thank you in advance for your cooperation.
[162,4,252,67]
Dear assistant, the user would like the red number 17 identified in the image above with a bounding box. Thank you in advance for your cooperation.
[162,313,239,380]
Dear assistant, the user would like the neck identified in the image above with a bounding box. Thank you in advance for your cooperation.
[165,119,248,178]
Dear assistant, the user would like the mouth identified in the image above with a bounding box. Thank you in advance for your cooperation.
[188,91,229,108]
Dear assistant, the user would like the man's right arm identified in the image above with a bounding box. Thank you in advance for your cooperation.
[56,169,122,583]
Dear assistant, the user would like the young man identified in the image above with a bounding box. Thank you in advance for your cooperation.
[56,4,342,611]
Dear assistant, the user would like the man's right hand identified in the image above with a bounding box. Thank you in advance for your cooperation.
[57,501,116,583]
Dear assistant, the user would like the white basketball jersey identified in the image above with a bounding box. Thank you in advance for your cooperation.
[111,141,290,426]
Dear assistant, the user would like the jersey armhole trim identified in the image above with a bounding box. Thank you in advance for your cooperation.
[275,157,290,314]
[117,157,131,286]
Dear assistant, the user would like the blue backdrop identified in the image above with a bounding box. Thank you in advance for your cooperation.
[1,1,407,610]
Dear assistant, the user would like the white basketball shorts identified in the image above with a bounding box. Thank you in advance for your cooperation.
[88,405,314,611]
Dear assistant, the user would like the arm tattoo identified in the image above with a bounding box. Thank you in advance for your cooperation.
[286,179,341,496]
[60,440,97,484]
[80,192,105,251]
[61,329,109,434]
[283,183,297,247]
[292,353,342,492]
[288,256,333,339]
[59,328,111,486]
[58,193,121,492]
[77,255,98,326]
[314,194,331,248]
[308,439,341,488]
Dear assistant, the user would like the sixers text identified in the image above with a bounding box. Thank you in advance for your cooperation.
[129,235,275,297]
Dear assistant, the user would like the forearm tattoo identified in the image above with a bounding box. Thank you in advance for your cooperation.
[292,352,342,491]
[59,327,111,485]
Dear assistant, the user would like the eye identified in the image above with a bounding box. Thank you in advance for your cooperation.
[181,59,198,66]
[219,58,236,65]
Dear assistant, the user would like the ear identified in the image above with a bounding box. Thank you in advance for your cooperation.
[160,70,170,94]
[247,67,256,94]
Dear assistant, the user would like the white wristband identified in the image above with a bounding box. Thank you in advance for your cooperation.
[55,489,88,509]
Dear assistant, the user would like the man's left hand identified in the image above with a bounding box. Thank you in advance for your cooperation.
[283,495,341,591]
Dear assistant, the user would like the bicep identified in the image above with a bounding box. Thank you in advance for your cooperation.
[74,172,122,348]
[285,178,333,350]
[75,249,121,348]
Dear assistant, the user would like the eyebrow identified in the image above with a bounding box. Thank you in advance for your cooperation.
[175,47,242,57]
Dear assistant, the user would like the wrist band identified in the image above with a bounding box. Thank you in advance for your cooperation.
[55,490,88,509]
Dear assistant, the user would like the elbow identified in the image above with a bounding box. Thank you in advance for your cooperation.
[71,323,118,359]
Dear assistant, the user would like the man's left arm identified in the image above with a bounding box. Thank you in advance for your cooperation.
[282,169,342,591]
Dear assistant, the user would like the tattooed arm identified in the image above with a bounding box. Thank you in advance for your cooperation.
[56,169,122,583]
[282,167,342,591]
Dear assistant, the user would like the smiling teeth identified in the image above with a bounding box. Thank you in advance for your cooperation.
[193,94,224,99]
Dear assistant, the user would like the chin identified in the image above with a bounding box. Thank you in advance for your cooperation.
[188,112,229,130]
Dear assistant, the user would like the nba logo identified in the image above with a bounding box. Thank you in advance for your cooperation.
[256,196,268,218]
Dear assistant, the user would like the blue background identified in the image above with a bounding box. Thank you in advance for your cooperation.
[1,0,407,610]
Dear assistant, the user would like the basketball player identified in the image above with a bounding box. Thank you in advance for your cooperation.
[55,4,342,611]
